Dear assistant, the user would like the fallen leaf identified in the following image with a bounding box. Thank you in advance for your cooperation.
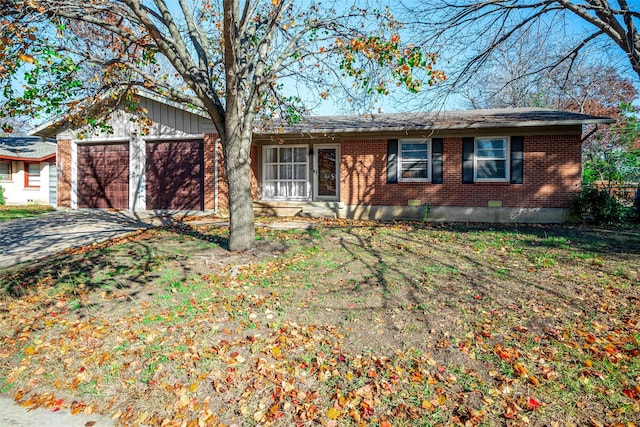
[528,397,541,410]
[327,407,340,420]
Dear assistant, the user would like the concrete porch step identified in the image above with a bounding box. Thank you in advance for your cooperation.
[298,207,337,219]
[253,201,339,218]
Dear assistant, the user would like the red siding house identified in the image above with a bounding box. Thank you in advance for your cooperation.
[32,93,613,222]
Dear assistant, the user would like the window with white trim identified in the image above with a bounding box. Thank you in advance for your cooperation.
[26,163,41,188]
[0,161,10,181]
[263,145,309,199]
[398,139,430,182]
[475,137,508,182]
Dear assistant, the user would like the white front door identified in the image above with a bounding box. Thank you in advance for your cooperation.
[314,144,340,200]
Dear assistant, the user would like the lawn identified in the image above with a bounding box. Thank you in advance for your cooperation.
[0,205,54,221]
[0,219,639,426]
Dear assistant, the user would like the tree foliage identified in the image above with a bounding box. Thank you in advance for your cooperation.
[406,0,640,93]
[0,0,444,250]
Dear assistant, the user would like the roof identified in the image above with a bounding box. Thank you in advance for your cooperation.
[0,137,57,161]
[257,108,615,135]
[30,88,614,139]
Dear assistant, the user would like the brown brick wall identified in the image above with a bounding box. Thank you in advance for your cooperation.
[211,135,259,213]
[340,134,582,208]
[57,139,72,207]
[203,134,219,210]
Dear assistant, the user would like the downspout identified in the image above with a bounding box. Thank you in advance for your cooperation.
[214,138,221,213]
[581,124,599,142]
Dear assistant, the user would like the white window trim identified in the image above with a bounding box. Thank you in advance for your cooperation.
[398,138,431,182]
[262,144,310,201]
[474,136,510,183]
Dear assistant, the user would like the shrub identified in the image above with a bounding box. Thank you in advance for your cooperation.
[572,185,628,224]
[0,184,5,206]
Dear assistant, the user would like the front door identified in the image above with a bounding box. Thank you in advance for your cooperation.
[314,144,339,200]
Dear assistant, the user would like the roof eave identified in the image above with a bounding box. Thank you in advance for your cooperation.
[255,118,616,136]
[29,121,61,138]
[0,153,56,162]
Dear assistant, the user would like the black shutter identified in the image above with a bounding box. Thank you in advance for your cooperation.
[432,138,443,184]
[510,136,524,184]
[462,137,475,184]
[387,139,398,184]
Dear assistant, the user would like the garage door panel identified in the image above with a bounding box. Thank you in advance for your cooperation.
[77,144,129,209]
[146,140,204,210]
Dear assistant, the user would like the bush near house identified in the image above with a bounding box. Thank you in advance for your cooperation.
[573,185,630,223]
[0,184,5,206]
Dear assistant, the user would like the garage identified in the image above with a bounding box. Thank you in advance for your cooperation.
[77,143,129,209]
[145,140,204,210]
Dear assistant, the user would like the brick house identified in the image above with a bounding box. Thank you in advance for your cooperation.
[32,93,613,222]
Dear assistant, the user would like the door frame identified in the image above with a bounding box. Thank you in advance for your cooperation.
[313,143,340,201]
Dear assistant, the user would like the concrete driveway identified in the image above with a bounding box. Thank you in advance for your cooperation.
[0,209,157,269]
[0,396,114,427]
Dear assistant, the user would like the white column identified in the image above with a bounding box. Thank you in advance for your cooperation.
[129,133,146,211]
[71,141,77,209]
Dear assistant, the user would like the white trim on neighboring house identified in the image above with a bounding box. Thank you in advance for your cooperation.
[474,136,510,183]
[398,138,431,182]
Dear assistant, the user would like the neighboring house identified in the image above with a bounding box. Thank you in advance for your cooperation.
[31,93,613,222]
[0,137,57,206]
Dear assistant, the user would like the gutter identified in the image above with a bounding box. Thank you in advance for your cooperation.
[581,124,599,142]
[0,154,56,162]
[253,119,617,137]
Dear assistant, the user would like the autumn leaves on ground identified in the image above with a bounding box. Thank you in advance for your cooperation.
[1,219,639,427]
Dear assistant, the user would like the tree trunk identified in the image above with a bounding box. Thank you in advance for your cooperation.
[224,125,256,252]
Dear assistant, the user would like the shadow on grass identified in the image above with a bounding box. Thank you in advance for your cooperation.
[294,221,640,341]
[0,218,231,302]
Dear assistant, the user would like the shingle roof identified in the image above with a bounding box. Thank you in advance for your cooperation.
[30,89,614,139]
[0,137,57,160]
[256,108,614,135]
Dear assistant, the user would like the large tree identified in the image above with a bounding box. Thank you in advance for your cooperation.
[0,0,443,250]
[405,0,639,92]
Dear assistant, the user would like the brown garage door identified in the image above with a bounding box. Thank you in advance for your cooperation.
[77,143,129,209]
[146,140,204,210]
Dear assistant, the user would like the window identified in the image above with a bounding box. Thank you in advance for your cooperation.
[263,145,308,199]
[475,137,508,182]
[25,163,41,188]
[0,161,10,181]
[398,139,430,182]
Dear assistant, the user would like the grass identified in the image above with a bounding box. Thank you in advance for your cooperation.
[0,204,54,221]
[0,220,639,426]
